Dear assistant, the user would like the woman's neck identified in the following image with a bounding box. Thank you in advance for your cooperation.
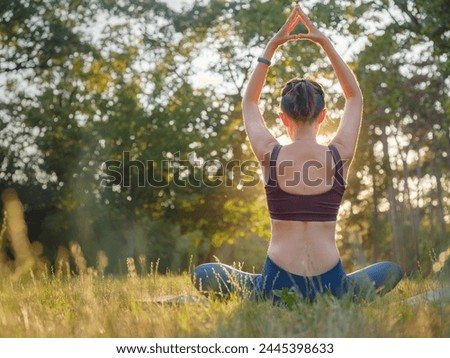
[289,123,318,141]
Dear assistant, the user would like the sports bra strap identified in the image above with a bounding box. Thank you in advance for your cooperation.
[328,144,345,186]
[267,144,345,187]
[268,144,282,186]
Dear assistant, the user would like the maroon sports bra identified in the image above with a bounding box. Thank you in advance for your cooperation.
[264,144,346,222]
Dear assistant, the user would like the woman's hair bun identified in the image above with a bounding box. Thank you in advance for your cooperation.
[280,78,325,123]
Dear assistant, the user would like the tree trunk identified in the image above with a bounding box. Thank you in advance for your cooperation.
[368,144,382,262]
[430,151,446,242]
[393,132,420,269]
[429,128,447,244]
[380,128,405,269]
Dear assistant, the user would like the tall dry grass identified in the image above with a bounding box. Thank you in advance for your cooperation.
[0,262,448,338]
[1,189,51,280]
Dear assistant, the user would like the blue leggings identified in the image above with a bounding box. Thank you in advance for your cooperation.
[192,257,402,302]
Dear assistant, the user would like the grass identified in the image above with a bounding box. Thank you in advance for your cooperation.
[0,269,448,338]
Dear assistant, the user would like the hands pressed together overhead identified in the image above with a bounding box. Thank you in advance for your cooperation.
[268,4,327,49]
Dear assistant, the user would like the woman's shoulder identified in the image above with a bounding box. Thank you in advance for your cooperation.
[328,138,356,162]
[260,142,282,167]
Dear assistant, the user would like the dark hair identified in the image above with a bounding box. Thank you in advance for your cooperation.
[280,79,325,123]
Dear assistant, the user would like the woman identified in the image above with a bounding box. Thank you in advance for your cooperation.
[192,4,402,302]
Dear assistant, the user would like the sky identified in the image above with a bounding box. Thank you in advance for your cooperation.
[160,0,194,11]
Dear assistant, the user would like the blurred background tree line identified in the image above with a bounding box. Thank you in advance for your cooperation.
[0,0,448,277]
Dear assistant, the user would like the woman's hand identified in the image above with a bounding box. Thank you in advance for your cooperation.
[268,4,327,49]
[294,4,328,44]
[267,6,303,48]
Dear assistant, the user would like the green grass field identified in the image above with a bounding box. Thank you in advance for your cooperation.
[0,269,448,338]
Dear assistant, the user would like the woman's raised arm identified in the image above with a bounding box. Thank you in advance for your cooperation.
[323,37,363,161]
[242,6,304,163]
[294,5,363,160]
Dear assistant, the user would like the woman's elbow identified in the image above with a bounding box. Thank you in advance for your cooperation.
[351,89,363,103]
[346,94,363,109]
